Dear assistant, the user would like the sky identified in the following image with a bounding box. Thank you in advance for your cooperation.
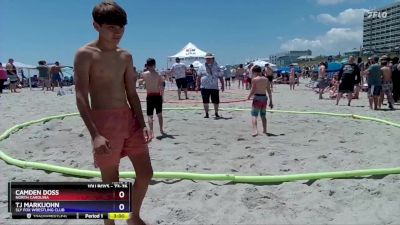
[1,0,399,69]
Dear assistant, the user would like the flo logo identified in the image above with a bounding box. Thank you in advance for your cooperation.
[367,10,388,19]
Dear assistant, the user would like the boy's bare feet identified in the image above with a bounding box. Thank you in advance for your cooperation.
[251,130,258,137]
[127,215,147,225]
[149,131,155,140]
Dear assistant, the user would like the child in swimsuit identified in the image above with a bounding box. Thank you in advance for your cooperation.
[247,65,273,136]
[74,2,152,225]
[142,58,165,138]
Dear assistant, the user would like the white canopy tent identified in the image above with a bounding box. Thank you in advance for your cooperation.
[1,61,38,90]
[167,42,208,68]
[1,61,73,90]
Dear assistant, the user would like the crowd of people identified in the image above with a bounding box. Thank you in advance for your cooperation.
[3,1,398,224]
[315,55,400,110]
[0,58,72,94]
[134,53,400,141]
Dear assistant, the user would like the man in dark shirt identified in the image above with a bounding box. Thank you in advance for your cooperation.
[336,56,360,106]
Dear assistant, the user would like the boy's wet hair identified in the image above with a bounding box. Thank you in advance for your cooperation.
[92,1,127,27]
[146,58,156,67]
[252,65,262,73]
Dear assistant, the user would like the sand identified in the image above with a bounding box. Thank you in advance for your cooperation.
[1,80,400,225]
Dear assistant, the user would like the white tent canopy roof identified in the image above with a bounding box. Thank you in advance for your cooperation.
[169,42,207,59]
[245,60,277,70]
[1,61,35,69]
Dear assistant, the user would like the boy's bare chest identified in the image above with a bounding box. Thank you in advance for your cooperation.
[90,54,126,81]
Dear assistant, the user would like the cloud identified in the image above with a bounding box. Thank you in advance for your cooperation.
[280,28,362,54]
[316,0,364,5]
[316,8,368,26]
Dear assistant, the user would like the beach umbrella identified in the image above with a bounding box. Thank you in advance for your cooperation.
[327,62,343,72]
[191,60,203,68]
[245,60,277,71]
[278,66,301,73]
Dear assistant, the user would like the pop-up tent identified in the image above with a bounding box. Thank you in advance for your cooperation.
[1,61,73,90]
[1,61,38,89]
[326,62,343,72]
[311,62,343,80]
[168,42,207,68]
[277,66,301,74]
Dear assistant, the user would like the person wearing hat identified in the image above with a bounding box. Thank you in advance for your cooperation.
[196,53,224,118]
[363,56,383,110]
[170,57,188,100]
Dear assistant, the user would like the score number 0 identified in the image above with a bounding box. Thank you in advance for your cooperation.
[118,191,127,211]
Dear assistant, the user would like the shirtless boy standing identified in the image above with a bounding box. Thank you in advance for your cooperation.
[247,65,273,136]
[50,61,64,91]
[265,63,274,91]
[74,2,152,225]
[380,56,395,110]
[236,64,245,89]
[142,58,165,138]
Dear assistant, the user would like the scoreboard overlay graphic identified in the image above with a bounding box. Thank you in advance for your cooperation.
[8,182,132,220]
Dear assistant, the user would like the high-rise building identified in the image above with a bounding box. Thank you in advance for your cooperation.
[363,2,400,54]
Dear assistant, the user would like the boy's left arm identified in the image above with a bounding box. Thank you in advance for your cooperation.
[124,53,152,143]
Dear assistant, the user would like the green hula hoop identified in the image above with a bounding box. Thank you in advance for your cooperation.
[1,108,399,183]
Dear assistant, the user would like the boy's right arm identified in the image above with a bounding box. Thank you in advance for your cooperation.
[74,49,101,140]
[247,80,255,100]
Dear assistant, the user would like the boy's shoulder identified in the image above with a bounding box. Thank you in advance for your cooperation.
[75,44,97,60]
[76,44,132,57]
[116,48,132,58]
[142,71,151,76]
